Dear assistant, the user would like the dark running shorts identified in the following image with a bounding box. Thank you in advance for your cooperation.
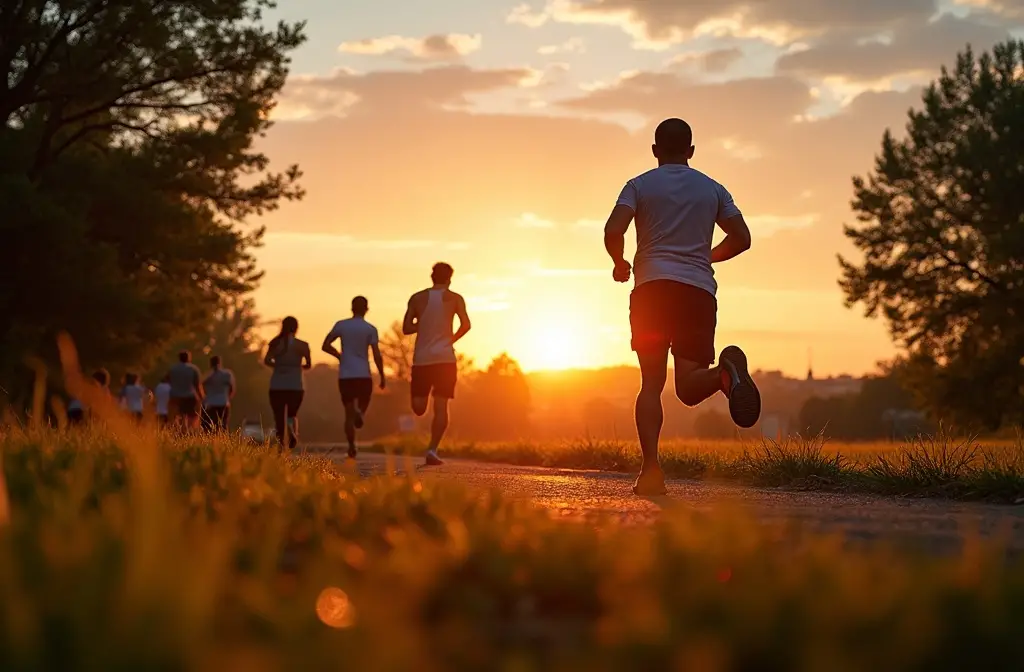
[171,396,199,418]
[629,279,717,366]
[411,363,458,400]
[338,378,373,410]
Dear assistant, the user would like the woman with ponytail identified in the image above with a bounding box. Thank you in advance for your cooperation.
[264,316,311,451]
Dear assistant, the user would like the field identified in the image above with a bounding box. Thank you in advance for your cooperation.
[374,432,1024,503]
[2,423,1024,670]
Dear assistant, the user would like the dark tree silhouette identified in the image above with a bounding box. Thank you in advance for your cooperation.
[840,41,1024,429]
[0,0,306,404]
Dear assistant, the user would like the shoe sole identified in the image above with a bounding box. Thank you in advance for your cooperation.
[353,410,364,430]
[721,346,761,429]
[425,455,444,466]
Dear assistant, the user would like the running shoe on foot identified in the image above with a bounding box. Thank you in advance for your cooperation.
[718,345,761,429]
[632,469,667,496]
[353,407,365,430]
[425,450,444,466]
[347,446,358,459]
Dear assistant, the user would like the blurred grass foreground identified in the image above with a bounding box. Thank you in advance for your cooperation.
[0,343,1022,671]
[1,427,1024,670]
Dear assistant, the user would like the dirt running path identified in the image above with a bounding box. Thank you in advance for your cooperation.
[324,451,1024,555]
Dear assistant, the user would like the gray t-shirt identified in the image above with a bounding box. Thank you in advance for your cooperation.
[168,362,202,399]
[616,164,742,297]
[269,337,309,391]
[204,369,235,407]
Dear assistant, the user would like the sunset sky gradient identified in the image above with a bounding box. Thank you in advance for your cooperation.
[251,0,1024,375]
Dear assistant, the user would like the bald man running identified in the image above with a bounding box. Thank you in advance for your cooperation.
[402,262,472,466]
[604,117,762,497]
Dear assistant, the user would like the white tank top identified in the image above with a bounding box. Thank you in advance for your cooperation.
[413,289,456,366]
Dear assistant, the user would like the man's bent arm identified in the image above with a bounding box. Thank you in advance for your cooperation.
[452,296,472,344]
[371,343,386,385]
[402,298,419,335]
[603,204,634,264]
[711,214,752,264]
[322,332,341,359]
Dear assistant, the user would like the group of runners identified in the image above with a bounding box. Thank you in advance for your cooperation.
[67,353,237,432]
[65,119,762,488]
[263,261,469,465]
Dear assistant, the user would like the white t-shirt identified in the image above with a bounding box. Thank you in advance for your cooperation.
[326,317,379,379]
[154,382,172,415]
[616,164,741,297]
[121,384,149,413]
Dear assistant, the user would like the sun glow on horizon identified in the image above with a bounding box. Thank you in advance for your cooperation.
[514,308,594,372]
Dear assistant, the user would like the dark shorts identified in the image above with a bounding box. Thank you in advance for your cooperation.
[338,378,373,410]
[171,396,199,418]
[411,363,457,400]
[629,279,717,366]
[269,390,304,418]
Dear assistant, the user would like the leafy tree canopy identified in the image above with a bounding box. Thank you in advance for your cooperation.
[0,0,305,405]
[840,40,1024,429]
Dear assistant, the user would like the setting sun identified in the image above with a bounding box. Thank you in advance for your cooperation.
[515,309,591,372]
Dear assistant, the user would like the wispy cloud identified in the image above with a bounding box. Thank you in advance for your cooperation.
[538,37,586,55]
[339,33,483,61]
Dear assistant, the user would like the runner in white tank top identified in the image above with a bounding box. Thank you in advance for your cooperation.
[403,262,471,466]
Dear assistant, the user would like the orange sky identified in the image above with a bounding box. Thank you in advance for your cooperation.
[248,0,1022,376]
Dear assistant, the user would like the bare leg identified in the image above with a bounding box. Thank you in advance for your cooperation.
[429,397,449,452]
[343,401,357,457]
[674,356,725,407]
[425,397,449,465]
[411,396,429,417]
[635,350,668,472]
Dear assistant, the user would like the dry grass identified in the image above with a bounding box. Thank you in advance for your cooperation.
[375,429,1024,503]
[1,425,1024,670]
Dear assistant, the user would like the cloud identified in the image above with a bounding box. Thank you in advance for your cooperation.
[954,0,1024,18]
[516,212,558,228]
[339,33,483,61]
[669,48,744,73]
[279,65,536,118]
[505,0,937,47]
[260,65,929,300]
[538,37,587,55]
[776,14,1012,81]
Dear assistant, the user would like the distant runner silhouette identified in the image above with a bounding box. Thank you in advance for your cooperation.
[167,351,203,430]
[603,118,762,497]
[119,372,151,422]
[403,263,472,466]
[322,296,386,459]
[264,316,311,451]
[202,355,235,432]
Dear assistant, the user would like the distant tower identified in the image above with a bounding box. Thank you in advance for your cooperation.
[806,347,814,381]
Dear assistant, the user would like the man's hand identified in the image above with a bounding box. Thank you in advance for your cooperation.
[612,258,632,283]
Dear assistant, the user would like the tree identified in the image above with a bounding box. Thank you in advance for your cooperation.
[0,0,305,404]
[839,40,1024,430]
[378,322,416,381]
[453,354,530,440]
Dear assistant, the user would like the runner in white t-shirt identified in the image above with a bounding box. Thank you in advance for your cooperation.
[322,296,385,459]
[154,375,172,427]
[402,263,471,466]
[603,118,761,496]
[119,372,151,421]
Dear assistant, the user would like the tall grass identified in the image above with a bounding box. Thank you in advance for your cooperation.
[378,430,1024,503]
[3,427,1024,670]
